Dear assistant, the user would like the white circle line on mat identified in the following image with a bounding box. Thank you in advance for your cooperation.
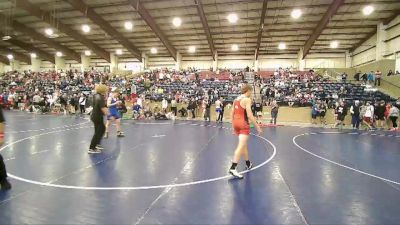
[293,133,400,185]
[4,122,277,190]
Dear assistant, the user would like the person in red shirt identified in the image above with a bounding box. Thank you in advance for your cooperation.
[228,84,262,179]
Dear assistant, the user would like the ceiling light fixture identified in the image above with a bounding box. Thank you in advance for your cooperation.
[278,43,286,50]
[82,24,91,33]
[172,17,182,27]
[227,13,238,23]
[84,50,91,56]
[124,21,133,30]
[45,28,54,36]
[7,54,13,60]
[2,35,11,41]
[291,9,302,19]
[362,5,374,16]
[116,49,123,55]
[188,46,196,53]
[231,44,239,51]
[30,53,37,58]
[56,52,63,57]
[151,47,157,54]
[330,41,339,48]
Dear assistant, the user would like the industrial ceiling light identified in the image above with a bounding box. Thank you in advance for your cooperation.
[30,53,37,58]
[362,5,374,16]
[124,21,133,30]
[56,52,63,57]
[82,24,91,33]
[231,44,239,51]
[151,47,157,54]
[291,9,302,19]
[84,50,91,56]
[172,17,182,27]
[278,43,286,50]
[7,54,13,60]
[188,46,196,53]
[227,13,238,23]
[2,35,11,41]
[45,28,54,36]
[330,41,339,48]
[116,49,123,55]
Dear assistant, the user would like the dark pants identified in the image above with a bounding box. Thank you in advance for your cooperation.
[191,110,196,119]
[90,119,105,149]
[217,111,224,122]
[390,116,398,128]
[271,111,278,124]
[80,105,85,114]
[375,78,381,86]
[352,115,360,129]
[0,154,7,182]
[171,107,177,116]
[204,108,211,121]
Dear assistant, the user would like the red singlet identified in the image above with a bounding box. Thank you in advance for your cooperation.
[232,98,250,135]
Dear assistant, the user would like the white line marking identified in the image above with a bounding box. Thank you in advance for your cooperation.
[3,124,277,190]
[293,133,400,185]
[151,135,166,138]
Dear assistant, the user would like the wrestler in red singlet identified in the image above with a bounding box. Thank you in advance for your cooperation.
[232,97,250,135]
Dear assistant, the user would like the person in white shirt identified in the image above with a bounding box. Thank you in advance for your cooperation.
[161,98,168,113]
[215,98,222,123]
[79,93,86,114]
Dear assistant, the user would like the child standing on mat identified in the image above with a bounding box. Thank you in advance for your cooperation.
[229,84,262,179]
[104,89,125,138]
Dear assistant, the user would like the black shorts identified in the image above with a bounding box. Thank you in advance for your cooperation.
[376,115,385,120]
[312,114,318,119]
[338,115,345,121]
[319,112,326,117]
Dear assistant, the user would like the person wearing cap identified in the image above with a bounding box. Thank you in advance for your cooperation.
[89,84,109,154]
[104,88,125,138]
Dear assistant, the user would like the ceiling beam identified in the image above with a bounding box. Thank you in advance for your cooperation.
[64,0,142,61]
[194,0,215,60]
[127,0,177,61]
[0,46,30,64]
[0,14,81,63]
[15,0,110,62]
[383,10,400,25]
[255,0,268,60]
[349,30,376,53]
[302,0,345,59]
[0,55,9,65]
[3,38,55,64]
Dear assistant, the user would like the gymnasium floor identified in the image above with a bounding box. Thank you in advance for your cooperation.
[0,111,400,224]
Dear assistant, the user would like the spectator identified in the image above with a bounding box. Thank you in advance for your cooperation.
[389,104,399,130]
[367,71,375,85]
[387,70,393,76]
[270,100,279,125]
[350,100,361,130]
[375,70,382,86]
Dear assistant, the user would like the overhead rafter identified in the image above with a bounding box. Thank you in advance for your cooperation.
[15,0,110,62]
[4,37,55,64]
[194,0,216,60]
[255,0,268,60]
[0,46,30,64]
[302,0,345,59]
[64,0,142,61]
[383,10,400,25]
[350,11,400,53]
[0,56,9,65]
[0,14,81,63]
[127,0,177,61]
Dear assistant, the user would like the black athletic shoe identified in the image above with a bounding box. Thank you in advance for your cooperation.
[117,131,125,137]
[0,179,11,190]
[246,162,253,170]
[96,145,104,150]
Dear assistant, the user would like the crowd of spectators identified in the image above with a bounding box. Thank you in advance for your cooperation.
[0,67,398,129]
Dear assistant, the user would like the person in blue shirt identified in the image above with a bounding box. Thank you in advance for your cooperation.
[367,71,375,85]
[104,89,125,138]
